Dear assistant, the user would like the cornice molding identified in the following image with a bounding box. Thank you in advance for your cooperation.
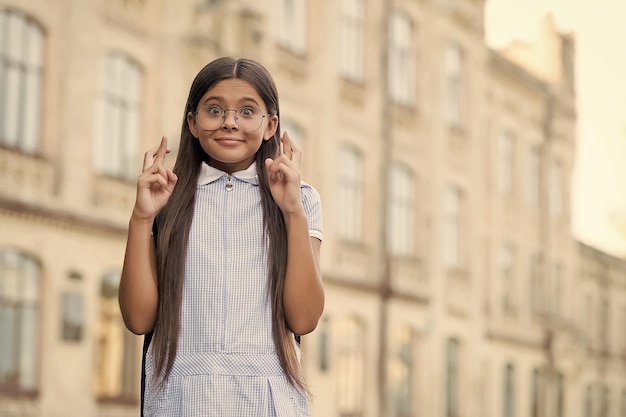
[0,197,127,237]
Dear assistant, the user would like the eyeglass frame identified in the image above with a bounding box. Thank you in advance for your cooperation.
[192,105,274,133]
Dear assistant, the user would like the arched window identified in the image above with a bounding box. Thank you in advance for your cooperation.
[274,0,306,54]
[336,143,363,242]
[280,118,304,149]
[280,118,307,175]
[0,248,40,394]
[93,271,138,402]
[338,0,364,81]
[93,52,143,180]
[444,43,463,127]
[335,316,365,416]
[387,163,415,256]
[388,11,415,105]
[503,363,515,417]
[0,9,45,153]
[445,337,461,417]
[497,130,514,196]
[388,326,416,416]
[443,185,463,270]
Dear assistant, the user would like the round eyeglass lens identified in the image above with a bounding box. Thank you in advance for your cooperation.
[196,106,266,133]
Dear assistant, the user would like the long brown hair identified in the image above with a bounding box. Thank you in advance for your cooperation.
[152,57,304,391]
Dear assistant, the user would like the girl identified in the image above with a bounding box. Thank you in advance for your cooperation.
[119,57,324,416]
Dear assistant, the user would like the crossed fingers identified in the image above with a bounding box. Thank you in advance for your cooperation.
[144,136,170,171]
[141,136,175,190]
[279,131,301,166]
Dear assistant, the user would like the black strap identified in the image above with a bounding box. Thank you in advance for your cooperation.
[139,331,153,417]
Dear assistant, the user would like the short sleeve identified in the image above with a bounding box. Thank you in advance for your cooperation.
[300,182,323,241]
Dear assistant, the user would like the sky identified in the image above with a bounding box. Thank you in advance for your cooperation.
[484,0,626,257]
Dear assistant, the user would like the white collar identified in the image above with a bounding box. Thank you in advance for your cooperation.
[197,161,259,186]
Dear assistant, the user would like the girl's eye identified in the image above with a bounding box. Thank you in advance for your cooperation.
[239,107,256,117]
[207,106,223,116]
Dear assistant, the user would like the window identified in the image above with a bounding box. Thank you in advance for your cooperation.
[584,385,593,417]
[275,0,306,54]
[551,263,562,318]
[498,130,514,195]
[388,11,415,105]
[336,144,362,242]
[526,147,540,206]
[317,317,330,371]
[94,271,138,402]
[556,373,565,417]
[0,249,40,393]
[388,326,415,417]
[582,294,593,343]
[443,185,462,270]
[530,369,541,417]
[94,52,142,180]
[0,9,44,153]
[499,243,515,312]
[445,338,460,417]
[280,119,304,149]
[601,385,610,417]
[550,162,564,217]
[61,291,84,342]
[599,300,609,351]
[335,316,365,416]
[444,43,463,127]
[503,363,515,417]
[338,0,364,81]
[387,164,415,256]
[280,119,305,172]
[528,252,542,314]
[621,307,626,354]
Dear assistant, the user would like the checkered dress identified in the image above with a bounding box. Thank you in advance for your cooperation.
[142,162,323,417]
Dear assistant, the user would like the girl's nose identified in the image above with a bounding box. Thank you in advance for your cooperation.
[221,110,239,130]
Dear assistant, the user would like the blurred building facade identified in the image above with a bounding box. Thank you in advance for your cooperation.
[0,1,624,417]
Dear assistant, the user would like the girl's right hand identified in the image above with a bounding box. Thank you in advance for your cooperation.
[132,136,178,221]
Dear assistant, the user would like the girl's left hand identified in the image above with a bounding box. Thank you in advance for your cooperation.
[264,131,304,215]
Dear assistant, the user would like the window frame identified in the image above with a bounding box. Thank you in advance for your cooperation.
[526,146,540,206]
[275,0,307,54]
[0,248,41,396]
[388,11,415,106]
[335,316,365,416]
[498,130,515,196]
[338,0,364,81]
[444,43,463,127]
[336,143,363,242]
[445,337,460,417]
[387,163,416,256]
[93,271,139,404]
[0,8,45,154]
[93,51,143,181]
[443,185,463,270]
[503,363,515,417]
[549,161,564,217]
[388,326,416,417]
[499,243,516,312]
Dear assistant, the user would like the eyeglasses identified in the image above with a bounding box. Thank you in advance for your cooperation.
[194,105,271,133]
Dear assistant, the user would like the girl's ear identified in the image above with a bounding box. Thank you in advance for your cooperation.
[187,112,199,138]
[263,114,279,140]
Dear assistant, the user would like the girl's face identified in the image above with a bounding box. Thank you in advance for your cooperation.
[187,78,278,173]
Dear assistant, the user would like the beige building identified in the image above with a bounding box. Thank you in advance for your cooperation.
[0,1,624,417]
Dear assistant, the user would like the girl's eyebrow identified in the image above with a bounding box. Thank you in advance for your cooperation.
[200,96,261,106]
